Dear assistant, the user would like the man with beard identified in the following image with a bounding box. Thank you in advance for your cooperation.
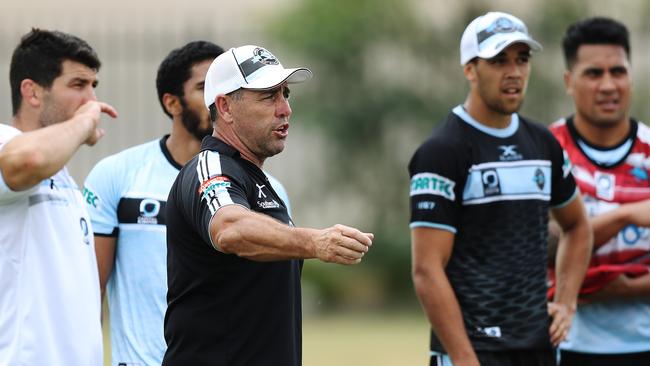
[0,28,117,365]
[409,12,592,366]
[83,41,294,366]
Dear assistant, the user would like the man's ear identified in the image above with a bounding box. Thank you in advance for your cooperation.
[563,70,574,96]
[162,93,181,117]
[216,95,234,124]
[463,62,477,82]
[20,79,42,108]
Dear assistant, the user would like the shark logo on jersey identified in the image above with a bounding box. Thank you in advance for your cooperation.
[629,167,649,182]
[533,168,545,190]
[498,145,522,161]
[410,173,456,201]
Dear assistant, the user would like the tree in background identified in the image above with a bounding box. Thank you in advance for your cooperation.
[266,0,649,311]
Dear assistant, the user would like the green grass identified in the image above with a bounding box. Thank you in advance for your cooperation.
[103,307,430,365]
[303,311,429,366]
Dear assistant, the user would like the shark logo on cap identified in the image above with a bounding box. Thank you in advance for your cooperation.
[252,48,279,66]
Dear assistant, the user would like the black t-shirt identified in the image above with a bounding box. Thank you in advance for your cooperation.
[163,136,302,366]
[408,106,577,352]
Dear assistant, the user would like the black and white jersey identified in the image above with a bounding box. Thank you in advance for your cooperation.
[409,106,577,352]
[163,137,301,366]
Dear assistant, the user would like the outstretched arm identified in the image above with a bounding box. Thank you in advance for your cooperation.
[0,101,117,191]
[210,204,373,264]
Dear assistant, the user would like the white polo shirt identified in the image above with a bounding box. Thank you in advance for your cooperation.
[0,124,102,366]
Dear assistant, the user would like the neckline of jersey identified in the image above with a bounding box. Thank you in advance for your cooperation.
[452,105,519,138]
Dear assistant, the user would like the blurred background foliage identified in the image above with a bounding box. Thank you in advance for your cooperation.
[265,0,650,313]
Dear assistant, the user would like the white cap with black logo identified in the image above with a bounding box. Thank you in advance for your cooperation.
[203,45,313,109]
[460,12,542,65]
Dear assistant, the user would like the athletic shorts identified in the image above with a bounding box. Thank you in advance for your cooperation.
[431,349,556,366]
[559,349,650,366]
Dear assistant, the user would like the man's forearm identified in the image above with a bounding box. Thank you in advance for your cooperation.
[554,221,592,306]
[210,205,371,264]
[413,268,479,366]
[0,118,90,190]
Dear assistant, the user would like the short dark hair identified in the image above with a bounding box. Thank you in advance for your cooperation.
[156,41,224,119]
[10,28,100,116]
[562,17,630,69]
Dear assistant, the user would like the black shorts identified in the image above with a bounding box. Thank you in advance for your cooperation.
[431,349,556,366]
[559,349,650,366]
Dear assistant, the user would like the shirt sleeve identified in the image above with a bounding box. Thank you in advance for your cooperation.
[192,151,251,246]
[83,156,122,236]
[0,125,36,204]
[408,138,464,234]
[548,133,578,207]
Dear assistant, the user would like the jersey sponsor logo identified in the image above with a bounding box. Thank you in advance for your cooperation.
[410,173,456,201]
[620,224,650,246]
[595,171,615,201]
[463,160,552,204]
[117,198,167,225]
[477,326,502,338]
[138,199,161,224]
[481,169,501,196]
[198,175,231,197]
[257,200,280,209]
[79,217,91,245]
[82,186,99,208]
[498,145,522,161]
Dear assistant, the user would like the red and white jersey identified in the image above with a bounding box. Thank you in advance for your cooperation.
[551,117,650,266]
[550,116,650,354]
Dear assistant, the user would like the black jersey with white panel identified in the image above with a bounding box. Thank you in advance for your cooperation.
[163,136,301,366]
[409,106,577,352]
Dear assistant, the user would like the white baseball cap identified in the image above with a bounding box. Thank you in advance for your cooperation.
[203,45,313,109]
[459,11,542,65]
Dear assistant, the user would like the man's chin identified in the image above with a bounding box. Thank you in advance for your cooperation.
[192,128,214,141]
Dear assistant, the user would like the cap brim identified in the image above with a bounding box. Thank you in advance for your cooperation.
[243,67,313,91]
[476,32,542,59]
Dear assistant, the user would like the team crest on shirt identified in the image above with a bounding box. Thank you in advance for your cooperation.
[410,172,456,201]
[199,175,231,198]
[533,168,545,190]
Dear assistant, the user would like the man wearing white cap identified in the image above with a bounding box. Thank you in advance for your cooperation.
[409,12,592,366]
[162,45,374,366]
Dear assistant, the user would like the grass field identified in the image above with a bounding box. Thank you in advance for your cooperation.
[103,309,429,365]
[303,311,429,366]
